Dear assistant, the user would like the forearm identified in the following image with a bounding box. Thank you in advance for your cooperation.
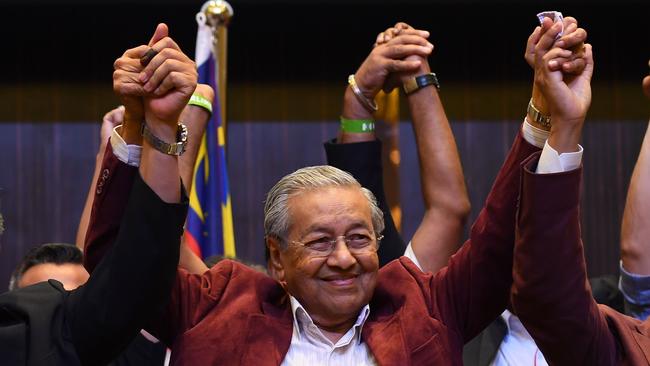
[408,74,469,273]
[511,156,616,365]
[76,146,107,249]
[621,122,650,275]
[178,104,210,191]
[139,117,181,203]
[179,236,209,274]
[434,131,539,340]
[83,143,138,273]
[69,174,188,365]
[340,86,376,144]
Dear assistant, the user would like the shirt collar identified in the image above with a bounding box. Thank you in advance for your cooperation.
[289,295,370,343]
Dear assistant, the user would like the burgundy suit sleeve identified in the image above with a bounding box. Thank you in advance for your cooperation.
[510,154,618,365]
[429,131,539,342]
[83,142,138,273]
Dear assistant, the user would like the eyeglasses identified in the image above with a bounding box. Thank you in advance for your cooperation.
[287,233,383,258]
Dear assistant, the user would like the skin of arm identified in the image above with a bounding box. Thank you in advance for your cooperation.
[400,57,470,273]
[620,73,650,274]
[374,24,471,273]
[177,84,214,274]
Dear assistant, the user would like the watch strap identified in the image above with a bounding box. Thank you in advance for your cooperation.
[403,73,440,95]
[527,99,552,129]
[141,122,188,156]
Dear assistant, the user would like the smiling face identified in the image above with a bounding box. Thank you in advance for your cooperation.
[270,185,379,330]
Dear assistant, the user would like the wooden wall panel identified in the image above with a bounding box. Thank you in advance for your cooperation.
[0,119,647,289]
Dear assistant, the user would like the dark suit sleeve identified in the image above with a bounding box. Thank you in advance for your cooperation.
[66,173,188,365]
[510,155,617,365]
[324,139,405,266]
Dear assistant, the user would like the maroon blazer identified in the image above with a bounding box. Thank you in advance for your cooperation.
[86,132,549,365]
[511,149,650,365]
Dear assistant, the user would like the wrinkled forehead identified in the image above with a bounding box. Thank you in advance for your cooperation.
[287,186,373,234]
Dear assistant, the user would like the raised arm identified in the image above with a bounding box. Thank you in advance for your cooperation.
[75,106,125,249]
[618,65,650,319]
[377,23,470,273]
[66,23,195,365]
[509,17,619,365]
[327,25,432,266]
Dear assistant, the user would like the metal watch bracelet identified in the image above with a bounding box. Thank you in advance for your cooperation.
[141,122,188,156]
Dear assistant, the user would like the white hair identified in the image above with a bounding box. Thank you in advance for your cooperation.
[263,165,384,248]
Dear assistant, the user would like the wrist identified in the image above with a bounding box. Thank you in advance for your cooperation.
[122,110,144,145]
[342,86,374,119]
[531,85,549,115]
[548,121,583,153]
[400,61,431,84]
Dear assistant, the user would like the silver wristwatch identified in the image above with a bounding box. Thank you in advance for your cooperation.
[527,99,552,129]
[141,122,188,156]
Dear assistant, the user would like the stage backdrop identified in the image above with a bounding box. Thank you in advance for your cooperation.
[0,119,647,289]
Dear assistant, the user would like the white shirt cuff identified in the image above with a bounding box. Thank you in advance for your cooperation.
[110,125,142,167]
[537,140,583,174]
[403,242,423,271]
[521,117,550,148]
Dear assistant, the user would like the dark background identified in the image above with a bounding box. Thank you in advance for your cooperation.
[0,0,649,289]
[1,1,648,84]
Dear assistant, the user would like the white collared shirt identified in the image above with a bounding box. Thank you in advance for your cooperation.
[280,296,377,366]
[490,310,548,366]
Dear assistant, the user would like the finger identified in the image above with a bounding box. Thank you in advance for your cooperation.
[140,47,191,83]
[114,56,144,73]
[535,19,564,56]
[642,75,650,99]
[394,22,412,30]
[561,58,586,74]
[525,26,542,64]
[375,32,385,46]
[556,28,587,49]
[148,23,169,47]
[104,106,126,125]
[140,49,158,67]
[392,28,429,38]
[385,34,432,47]
[113,70,147,96]
[563,22,577,35]
[381,44,433,59]
[582,44,595,80]
[562,16,577,31]
[543,48,573,69]
[153,71,197,96]
[123,45,150,59]
[384,59,422,73]
[385,28,397,42]
[144,58,194,92]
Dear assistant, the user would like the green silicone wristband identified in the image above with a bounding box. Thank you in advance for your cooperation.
[188,94,213,114]
[340,117,375,133]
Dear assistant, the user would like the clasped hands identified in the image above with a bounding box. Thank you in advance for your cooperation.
[113,23,198,142]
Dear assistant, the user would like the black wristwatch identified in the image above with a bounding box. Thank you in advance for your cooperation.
[403,73,440,94]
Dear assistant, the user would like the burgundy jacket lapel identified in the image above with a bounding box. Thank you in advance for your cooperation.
[241,299,293,366]
[363,315,408,365]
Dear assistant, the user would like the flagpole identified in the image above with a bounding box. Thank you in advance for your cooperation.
[202,0,233,135]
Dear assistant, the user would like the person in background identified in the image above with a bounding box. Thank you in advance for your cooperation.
[8,243,88,291]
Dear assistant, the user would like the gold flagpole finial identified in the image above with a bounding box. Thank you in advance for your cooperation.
[203,0,234,27]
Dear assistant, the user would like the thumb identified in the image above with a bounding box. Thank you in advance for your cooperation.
[148,23,168,46]
[582,44,594,82]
